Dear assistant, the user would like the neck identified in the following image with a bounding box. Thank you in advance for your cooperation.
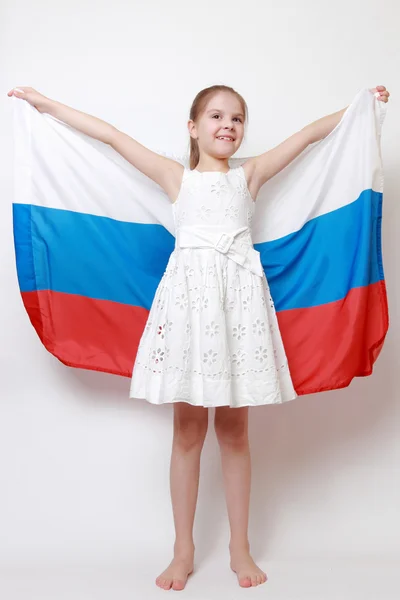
[195,159,230,173]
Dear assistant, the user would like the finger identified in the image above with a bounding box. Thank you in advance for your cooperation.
[373,89,390,102]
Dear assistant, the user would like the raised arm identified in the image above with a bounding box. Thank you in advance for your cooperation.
[8,87,183,202]
[243,105,349,202]
[107,128,183,201]
[244,85,390,201]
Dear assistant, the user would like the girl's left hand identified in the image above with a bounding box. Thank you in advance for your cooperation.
[370,85,390,102]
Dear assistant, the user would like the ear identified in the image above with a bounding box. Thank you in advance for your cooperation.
[187,119,198,140]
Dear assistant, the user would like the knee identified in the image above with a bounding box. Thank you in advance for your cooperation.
[214,414,248,448]
[173,407,208,451]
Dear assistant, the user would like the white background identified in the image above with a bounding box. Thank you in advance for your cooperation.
[1,0,399,598]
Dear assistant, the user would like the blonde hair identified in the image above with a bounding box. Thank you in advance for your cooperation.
[188,85,248,170]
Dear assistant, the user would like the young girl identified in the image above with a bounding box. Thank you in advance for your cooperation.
[8,83,389,591]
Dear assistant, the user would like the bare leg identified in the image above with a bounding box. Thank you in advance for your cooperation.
[156,402,208,591]
[214,406,268,588]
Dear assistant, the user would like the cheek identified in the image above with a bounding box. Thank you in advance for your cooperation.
[202,124,219,140]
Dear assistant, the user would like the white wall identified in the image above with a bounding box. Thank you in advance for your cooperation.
[1,0,399,583]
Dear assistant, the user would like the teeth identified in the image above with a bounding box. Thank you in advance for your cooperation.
[217,137,233,141]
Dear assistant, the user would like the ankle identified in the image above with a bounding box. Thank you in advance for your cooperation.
[174,540,195,557]
[229,539,250,554]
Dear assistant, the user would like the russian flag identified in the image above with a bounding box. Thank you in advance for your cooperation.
[11,88,388,395]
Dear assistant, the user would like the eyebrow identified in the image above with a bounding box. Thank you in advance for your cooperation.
[206,109,245,118]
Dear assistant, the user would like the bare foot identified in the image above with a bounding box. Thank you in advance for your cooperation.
[230,547,268,588]
[155,552,194,591]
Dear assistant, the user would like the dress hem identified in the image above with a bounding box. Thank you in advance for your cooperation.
[129,391,298,409]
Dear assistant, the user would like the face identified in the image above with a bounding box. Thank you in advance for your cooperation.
[188,91,245,159]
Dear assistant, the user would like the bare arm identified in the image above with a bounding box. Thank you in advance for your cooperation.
[48,98,183,199]
[107,128,183,198]
[243,106,349,199]
[304,106,348,144]
[8,87,183,201]
[47,98,117,144]
[243,129,312,199]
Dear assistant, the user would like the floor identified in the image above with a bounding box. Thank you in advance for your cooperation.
[0,557,398,599]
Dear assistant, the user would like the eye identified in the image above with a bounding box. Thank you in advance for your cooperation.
[233,117,242,123]
[212,114,220,119]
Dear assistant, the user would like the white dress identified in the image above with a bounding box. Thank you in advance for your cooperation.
[129,166,297,408]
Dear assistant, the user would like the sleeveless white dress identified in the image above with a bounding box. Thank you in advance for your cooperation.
[129,166,297,408]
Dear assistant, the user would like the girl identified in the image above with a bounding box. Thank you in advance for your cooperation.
[8,84,390,590]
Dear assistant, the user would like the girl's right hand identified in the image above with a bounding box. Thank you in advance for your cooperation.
[7,86,50,113]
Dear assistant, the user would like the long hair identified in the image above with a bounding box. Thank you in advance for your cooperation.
[188,85,248,170]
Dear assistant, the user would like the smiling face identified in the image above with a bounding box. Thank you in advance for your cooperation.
[188,91,246,160]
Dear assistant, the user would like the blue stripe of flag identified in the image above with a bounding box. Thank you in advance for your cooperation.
[13,188,383,312]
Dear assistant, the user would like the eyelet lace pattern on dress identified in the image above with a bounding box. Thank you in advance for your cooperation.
[129,166,297,407]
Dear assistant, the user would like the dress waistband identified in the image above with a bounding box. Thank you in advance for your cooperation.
[176,225,264,278]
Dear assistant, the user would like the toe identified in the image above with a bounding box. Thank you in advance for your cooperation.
[251,575,258,586]
[172,579,185,591]
[239,576,252,588]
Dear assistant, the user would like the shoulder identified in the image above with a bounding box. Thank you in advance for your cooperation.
[169,166,198,204]
[234,159,259,202]
[240,158,257,184]
[162,162,187,204]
